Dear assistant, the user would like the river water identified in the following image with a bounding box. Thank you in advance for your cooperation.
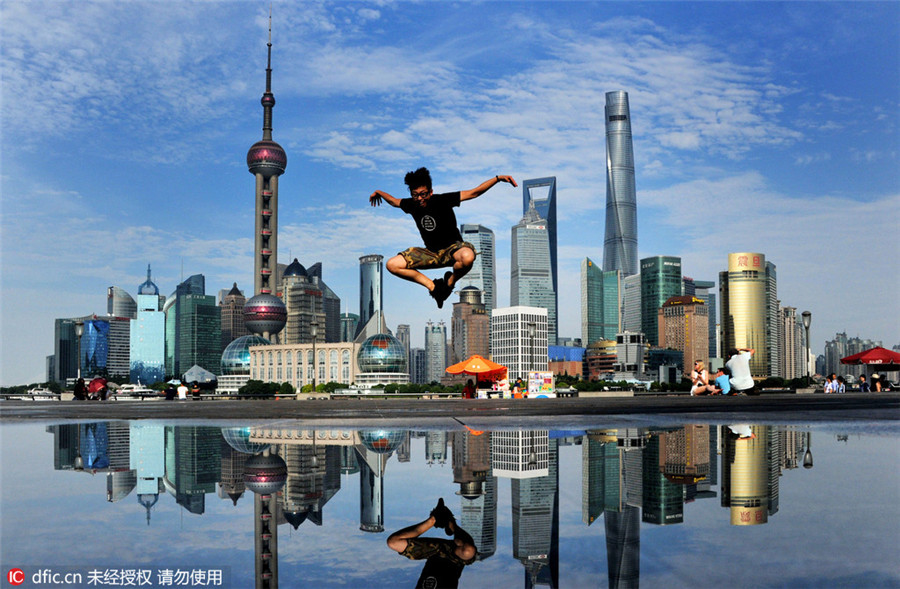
[1,420,898,588]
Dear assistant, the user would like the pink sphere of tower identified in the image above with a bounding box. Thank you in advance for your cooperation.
[243,293,286,337]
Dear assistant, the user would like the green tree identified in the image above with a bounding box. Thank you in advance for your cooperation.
[278,382,295,395]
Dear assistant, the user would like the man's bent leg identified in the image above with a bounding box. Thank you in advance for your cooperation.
[446,246,475,289]
[386,254,436,291]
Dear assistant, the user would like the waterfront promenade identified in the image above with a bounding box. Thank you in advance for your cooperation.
[2,393,898,427]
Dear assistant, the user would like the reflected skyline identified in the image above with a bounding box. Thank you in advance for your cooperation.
[30,422,844,588]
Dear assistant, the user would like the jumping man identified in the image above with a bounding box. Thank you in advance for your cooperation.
[370,167,517,308]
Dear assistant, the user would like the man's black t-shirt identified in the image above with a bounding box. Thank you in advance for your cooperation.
[400,192,463,253]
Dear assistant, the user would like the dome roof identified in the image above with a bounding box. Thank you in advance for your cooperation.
[244,294,287,336]
[221,334,271,375]
[247,139,287,178]
[357,333,408,374]
[221,426,271,455]
[359,430,405,454]
[283,258,307,278]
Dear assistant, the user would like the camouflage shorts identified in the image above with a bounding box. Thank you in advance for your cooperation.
[400,537,476,567]
[398,241,476,270]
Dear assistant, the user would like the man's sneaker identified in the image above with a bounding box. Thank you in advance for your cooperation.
[434,271,455,307]
[430,497,453,531]
[430,278,449,308]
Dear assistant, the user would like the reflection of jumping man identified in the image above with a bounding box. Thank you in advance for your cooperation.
[370,167,517,308]
[387,498,477,589]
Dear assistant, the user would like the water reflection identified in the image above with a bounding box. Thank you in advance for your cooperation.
[33,423,841,588]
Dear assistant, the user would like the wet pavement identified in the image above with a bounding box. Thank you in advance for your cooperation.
[2,392,898,428]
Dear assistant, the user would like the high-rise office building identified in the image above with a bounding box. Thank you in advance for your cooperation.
[177,294,221,375]
[511,202,557,344]
[357,254,383,338]
[765,262,780,378]
[779,306,804,380]
[522,177,558,299]
[719,253,774,378]
[457,224,497,311]
[307,262,341,342]
[451,287,490,364]
[694,280,718,360]
[603,90,638,277]
[640,256,682,347]
[219,283,248,350]
[581,257,621,346]
[395,324,410,370]
[424,321,447,384]
[340,312,359,343]
[658,296,709,372]
[409,347,427,384]
[164,275,220,377]
[281,258,325,345]
[621,273,642,334]
[490,306,548,381]
[108,286,137,319]
[131,267,165,384]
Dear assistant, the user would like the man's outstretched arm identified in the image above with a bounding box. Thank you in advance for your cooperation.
[460,175,518,202]
[370,190,402,208]
[386,515,436,553]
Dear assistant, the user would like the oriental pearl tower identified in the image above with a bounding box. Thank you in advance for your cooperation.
[243,13,287,341]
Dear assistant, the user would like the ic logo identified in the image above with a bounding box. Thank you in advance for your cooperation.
[421,216,436,232]
[7,568,25,586]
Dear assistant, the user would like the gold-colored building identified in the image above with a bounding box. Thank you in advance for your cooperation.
[719,252,770,377]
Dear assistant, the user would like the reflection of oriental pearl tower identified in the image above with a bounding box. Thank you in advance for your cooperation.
[244,13,287,341]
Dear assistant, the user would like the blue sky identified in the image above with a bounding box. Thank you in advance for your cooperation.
[1,1,898,386]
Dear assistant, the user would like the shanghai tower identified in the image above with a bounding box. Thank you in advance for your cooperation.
[602,91,638,277]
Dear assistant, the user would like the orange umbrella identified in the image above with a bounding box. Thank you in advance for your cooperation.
[446,354,507,379]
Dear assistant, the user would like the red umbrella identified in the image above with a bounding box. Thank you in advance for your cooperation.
[840,347,900,370]
[88,377,108,393]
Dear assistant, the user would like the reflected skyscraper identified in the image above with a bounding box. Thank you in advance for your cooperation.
[603,91,638,277]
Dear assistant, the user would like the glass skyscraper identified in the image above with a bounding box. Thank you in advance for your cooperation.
[107,286,137,319]
[640,255,683,346]
[511,202,557,345]
[522,177,558,296]
[131,267,165,384]
[581,257,621,346]
[457,224,496,311]
[424,321,447,384]
[603,91,638,277]
[357,254,383,338]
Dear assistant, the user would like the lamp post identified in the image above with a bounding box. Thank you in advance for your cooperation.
[74,320,85,380]
[801,311,812,387]
[310,321,318,393]
[526,322,536,397]
[803,430,813,469]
